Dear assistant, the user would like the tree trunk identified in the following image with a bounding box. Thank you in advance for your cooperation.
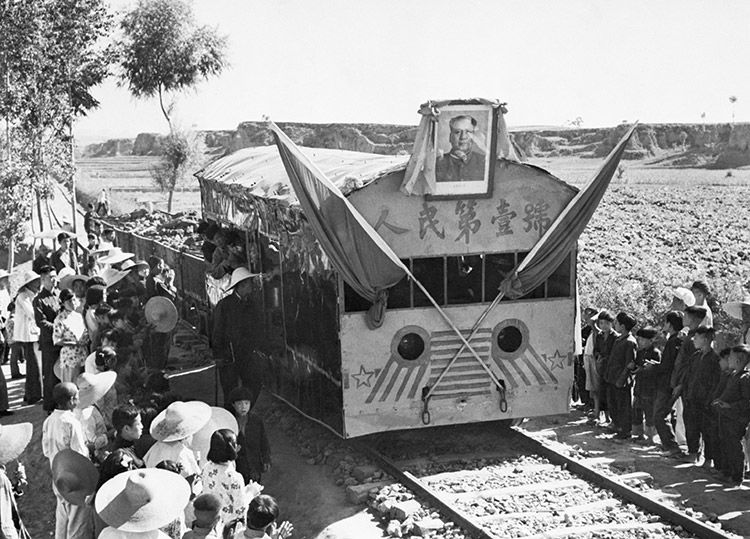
[167,188,174,213]
[158,85,173,134]
[7,238,14,272]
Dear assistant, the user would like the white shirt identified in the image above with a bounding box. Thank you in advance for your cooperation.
[696,299,714,328]
[143,440,200,477]
[12,289,39,343]
[75,406,108,450]
[42,409,89,466]
[0,288,10,327]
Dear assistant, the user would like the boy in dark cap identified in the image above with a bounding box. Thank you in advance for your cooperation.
[227,386,271,484]
[690,280,713,328]
[653,311,685,455]
[713,345,750,485]
[593,310,618,427]
[682,326,721,464]
[632,326,661,443]
[605,312,637,440]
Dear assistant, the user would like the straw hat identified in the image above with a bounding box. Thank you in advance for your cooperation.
[52,449,99,506]
[60,273,88,291]
[190,407,239,462]
[150,401,211,442]
[99,528,171,539]
[19,270,40,290]
[225,267,260,292]
[95,469,191,532]
[53,359,62,381]
[0,269,9,281]
[144,296,178,333]
[0,423,32,466]
[98,248,135,266]
[121,259,149,272]
[76,371,117,409]
[724,297,750,321]
[101,267,129,288]
[670,287,696,308]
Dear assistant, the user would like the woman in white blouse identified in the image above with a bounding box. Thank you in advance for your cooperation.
[53,289,90,382]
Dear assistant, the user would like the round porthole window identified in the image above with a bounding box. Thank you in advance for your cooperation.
[391,325,430,364]
[491,319,529,360]
[397,333,425,361]
[497,326,523,353]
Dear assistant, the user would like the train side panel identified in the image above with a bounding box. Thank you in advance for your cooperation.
[340,298,575,437]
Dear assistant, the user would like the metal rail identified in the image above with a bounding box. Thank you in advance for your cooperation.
[354,428,735,539]
[515,428,733,539]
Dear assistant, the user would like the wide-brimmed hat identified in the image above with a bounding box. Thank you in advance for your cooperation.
[120,259,149,272]
[19,270,40,289]
[150,401,211,442]
[53,359,63,381]
[95,469,191,532]
[60,273,88,291]
[725,297,750,321]
[76,371,117,409]
[98,248,134,266]
[101,267,129,288]
[144,296,178,333]
[225,267,260,292]
[670,287,696,307]
[0,423,33,465]
[190,407,239,462]
[99,528,171,539]
[52,449,99,506]
[0,269,10,281]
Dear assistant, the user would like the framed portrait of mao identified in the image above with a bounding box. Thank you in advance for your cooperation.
[429,101,498,199]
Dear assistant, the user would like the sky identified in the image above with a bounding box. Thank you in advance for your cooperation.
[75,0,750,144]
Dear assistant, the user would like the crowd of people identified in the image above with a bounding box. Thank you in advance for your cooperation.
[575,280,750,486]
[0,228,287,537]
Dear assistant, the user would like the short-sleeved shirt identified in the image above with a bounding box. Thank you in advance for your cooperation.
[42,409,89,466]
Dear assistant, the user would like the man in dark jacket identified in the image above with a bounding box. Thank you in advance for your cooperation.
[653,311,685,455]
[33,266,60,412]
[212,267,263,407]
[682,326,720,463]
[714,345,750,485]
[605,312,637,440]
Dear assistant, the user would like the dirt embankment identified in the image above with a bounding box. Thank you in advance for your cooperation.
[82,122,750,168]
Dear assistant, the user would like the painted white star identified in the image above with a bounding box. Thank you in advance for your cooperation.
[352,365,375,388]
[543,349,567,371]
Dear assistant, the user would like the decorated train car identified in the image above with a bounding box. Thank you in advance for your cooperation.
[197,100,631,437]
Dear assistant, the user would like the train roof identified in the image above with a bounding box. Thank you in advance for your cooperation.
[196,145,410,204]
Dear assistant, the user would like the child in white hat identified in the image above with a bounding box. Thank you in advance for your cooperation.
[143,401,211,479]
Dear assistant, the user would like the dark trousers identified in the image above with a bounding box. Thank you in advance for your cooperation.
[718,415,748,481]
[607,383,632,435]
[8,343,22,378]
[653,388,678,450]
[0,367,8,411]
[219,358,262,410]
[683,400,712,456]
[20,342,42,404]
[632,392,655,432]
[143,332,171,370]
[41,345,59,412]
[704,410,722,469]
[574,356,590,406]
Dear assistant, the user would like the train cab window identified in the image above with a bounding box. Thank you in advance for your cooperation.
[516,252,545,300]
[484,253,515,302]
[388,260,412,309]
[546,252,572,298]
[343,282,370,312]
[412,257,445,307]
[447,255,483,305]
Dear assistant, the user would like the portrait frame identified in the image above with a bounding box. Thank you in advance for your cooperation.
[427,100,498,200]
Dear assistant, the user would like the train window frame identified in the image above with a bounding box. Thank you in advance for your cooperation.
[340,249,575,314]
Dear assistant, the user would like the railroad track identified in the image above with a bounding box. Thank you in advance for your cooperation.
[353,424,735,539]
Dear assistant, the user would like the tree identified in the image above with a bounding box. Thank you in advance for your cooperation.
[0,0,112,254]
[150,129,205,212]
[117,0,228,132]
[729,95,738,124]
